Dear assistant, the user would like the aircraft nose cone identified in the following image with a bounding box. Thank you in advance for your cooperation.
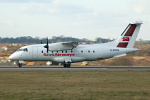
[9,55,14,60]
[9,52,21,60]
[9,54,18,60]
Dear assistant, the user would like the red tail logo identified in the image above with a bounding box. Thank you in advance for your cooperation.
[122,37,129,41]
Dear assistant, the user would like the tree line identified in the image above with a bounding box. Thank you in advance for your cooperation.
[0,36,109,44]
[0,36,149,45]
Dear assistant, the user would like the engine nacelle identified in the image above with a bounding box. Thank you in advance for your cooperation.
[49,42,78,51]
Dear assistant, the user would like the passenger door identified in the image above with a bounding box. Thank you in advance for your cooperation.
[32,47,38,59]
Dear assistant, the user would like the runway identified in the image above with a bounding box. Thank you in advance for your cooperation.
[0,66,150,71]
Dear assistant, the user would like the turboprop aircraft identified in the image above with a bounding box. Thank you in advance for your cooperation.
[9,21,142,68]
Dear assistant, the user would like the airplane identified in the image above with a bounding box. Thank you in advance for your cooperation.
[9,21,142,68]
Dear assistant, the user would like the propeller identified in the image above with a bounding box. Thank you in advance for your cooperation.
[44,38,49,53]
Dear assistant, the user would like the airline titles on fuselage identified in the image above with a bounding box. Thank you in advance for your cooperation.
[43,53,75,57]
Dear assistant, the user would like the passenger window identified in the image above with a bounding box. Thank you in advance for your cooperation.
[93,50,95,53]
[88,50,90,53]
[41,50,43,53]
[66,51,67,53]
[62,51,64,53]
[52,51,53,53]
[71,50,73,53]
[81,50,83,53]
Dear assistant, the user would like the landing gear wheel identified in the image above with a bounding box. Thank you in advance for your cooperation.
[64,64,70,68]
[17,63,22,68]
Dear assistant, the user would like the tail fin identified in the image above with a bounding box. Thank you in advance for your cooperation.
[113,21,142,48]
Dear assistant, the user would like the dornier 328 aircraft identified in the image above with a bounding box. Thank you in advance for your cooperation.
[9,21,142,68]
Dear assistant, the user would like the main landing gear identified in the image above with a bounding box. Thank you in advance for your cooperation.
[63,63,71,68]
[17,63,22,68]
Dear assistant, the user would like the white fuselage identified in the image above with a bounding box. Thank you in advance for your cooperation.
[9,43,139,63]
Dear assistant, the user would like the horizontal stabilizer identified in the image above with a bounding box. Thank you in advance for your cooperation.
[114,54,126,57]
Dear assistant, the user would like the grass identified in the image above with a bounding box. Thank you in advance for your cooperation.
[0,71,150,100]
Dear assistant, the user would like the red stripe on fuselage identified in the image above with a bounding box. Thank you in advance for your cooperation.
[124,24,137,36]
[117,42,128,48]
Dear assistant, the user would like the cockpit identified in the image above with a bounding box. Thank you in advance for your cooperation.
[17,48,28,52]
[9,47,30,63]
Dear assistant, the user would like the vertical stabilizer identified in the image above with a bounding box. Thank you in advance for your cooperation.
[113,21,142,48]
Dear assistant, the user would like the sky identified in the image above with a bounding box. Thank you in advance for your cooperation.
[0,0,150,40]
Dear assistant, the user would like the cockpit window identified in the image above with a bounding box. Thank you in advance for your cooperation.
[17,48,28,52]
[17,49,23,52]
[23,48,28,52]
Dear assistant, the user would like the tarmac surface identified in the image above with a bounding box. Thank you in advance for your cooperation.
[0,66,150,71]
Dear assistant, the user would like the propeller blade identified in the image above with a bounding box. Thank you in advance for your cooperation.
[44,37,49,53]
[47,38,49,53]
[47,48,48,53]
[47,38,48,45]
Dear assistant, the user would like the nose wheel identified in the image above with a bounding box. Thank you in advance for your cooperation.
[17,63,22,68]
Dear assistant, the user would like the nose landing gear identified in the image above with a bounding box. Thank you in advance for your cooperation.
[17,61,24,68]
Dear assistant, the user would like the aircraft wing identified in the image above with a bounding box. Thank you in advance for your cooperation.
[49,42,79,51]
[62,42,78,47]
